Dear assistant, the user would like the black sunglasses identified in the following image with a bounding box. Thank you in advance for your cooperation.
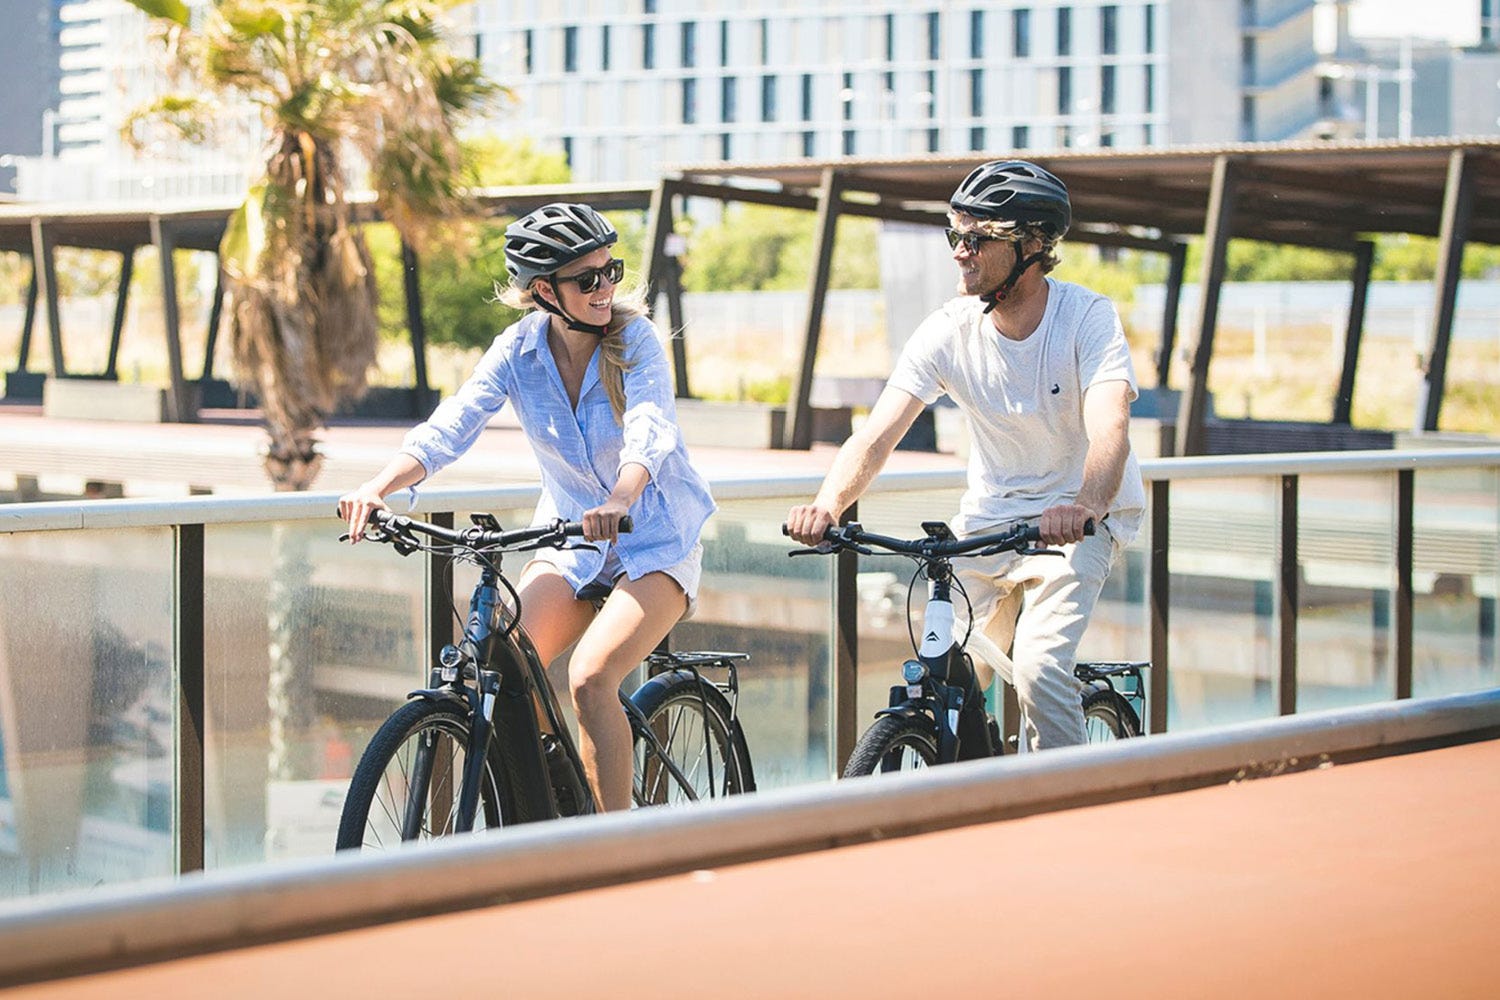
[944,228,1004,254]
[554,258,625,294]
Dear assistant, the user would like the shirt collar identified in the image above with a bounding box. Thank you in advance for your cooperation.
[518,310,549,356]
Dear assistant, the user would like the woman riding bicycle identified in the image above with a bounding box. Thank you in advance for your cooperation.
[339,202,715,812]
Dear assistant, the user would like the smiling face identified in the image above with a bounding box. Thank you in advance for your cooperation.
[948,213,1017,297]
[535,246,618,326]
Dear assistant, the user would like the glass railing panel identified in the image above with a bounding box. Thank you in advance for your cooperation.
[1166,476,1280,729]
[685,494,834,787]
[202,518,426,869]
[0,527,175,900]
[852,487,967,727]
[1295,472,1396,712]
[1412,466,1499,698]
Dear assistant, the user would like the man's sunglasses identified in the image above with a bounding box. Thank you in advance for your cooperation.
[944,229,1003,254]
[554,258,625,294]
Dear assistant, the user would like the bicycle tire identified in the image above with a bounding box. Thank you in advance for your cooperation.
[630,670,753,806]
[335,699,511,850]
[1082,687,1141,742]
[842,715,940,777]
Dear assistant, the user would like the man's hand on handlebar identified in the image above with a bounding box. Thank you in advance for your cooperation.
[785,503,839,546]
[1038,503,1098,546]
[338,484,391,544]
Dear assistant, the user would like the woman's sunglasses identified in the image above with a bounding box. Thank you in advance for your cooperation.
[944,229,1002,254]
[554,258,625,294]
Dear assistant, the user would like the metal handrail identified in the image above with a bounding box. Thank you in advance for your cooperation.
[1,447,1496,534]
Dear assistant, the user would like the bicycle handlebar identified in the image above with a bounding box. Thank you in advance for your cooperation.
[781,519,1092,560]
[362,507,632,554]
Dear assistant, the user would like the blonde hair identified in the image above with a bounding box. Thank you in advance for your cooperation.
[949,211,1064,274]
[498,280,650,425]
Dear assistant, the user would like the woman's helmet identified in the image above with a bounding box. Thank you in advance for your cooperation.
[949,160,1071,239]
[504,202,619,288]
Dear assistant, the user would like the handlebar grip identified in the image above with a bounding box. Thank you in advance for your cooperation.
[619,515,633,534]
[1084,518,1096,536]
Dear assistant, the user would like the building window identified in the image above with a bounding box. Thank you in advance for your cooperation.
[1241,95,1255,139]
[927,127,939,152]
[1013,8,1030,58]
[562,136,573,165]
[885,13,895,61]
[801,73,813,121]
[970,126,985,150]
[802,130,816,157]
[1101,6,1118,55]
[759,18,770,63]
[722,76,737,122]
[927,11,941,61]
[1100,131,1115,147]
[720,20,729,66]
[720,133,731,160]
[1058,66,1072,115]
[1143,122,1154,145]
[601,25,611,71]
[1145,4,1156,54]
[683,77,697,124]
[524,29,534,73]
[970,68,984,117]
[843,128,855,155]
[970,9,984,59]
[1012,124,1029,148]
[1057,7,1071,56]
[842,71,853,120]
[682,21,696,68]
[761,75,776,122]
[1101,64,1116,114]
[643,22,655,69]
[1145,64,1155,112]
[564,25,578,72]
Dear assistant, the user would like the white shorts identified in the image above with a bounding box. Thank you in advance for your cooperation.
[532,542,703,620]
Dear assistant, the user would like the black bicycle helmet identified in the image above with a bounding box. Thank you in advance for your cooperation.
[504,202,619,288]
[949,160,1071,239]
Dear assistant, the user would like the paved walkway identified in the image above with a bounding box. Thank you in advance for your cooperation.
[7,739,1498,999]
[0,404,963,498]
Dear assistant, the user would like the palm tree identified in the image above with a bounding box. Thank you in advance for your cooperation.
[125,0,500,788]
[125,0,499,489]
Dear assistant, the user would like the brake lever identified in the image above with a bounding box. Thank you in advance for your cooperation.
[1017,544,1064,557]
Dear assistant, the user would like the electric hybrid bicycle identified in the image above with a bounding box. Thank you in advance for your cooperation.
[335,509,755,851]
[786,520,1145,777]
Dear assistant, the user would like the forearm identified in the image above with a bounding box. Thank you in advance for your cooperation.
[364,453,429,499]
[1075,386,1131,516]
[608,462,651,507]
[813,430,895,518]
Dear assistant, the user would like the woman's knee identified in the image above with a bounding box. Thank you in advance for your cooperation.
[569,655,626,712]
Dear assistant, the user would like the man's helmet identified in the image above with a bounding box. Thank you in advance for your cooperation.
[504,202,619,288]
[949,160,1071,239]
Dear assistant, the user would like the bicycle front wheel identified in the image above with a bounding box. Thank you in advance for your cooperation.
[1082,688,1141,742]
[842,715,939,777]
[631,671,753,806]
[336,698,510,851]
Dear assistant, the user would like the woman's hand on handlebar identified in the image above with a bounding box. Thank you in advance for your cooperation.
[582,498,631,543]
[785,503,838,546]
[338,484,391,544]
[1038,503,1097,546]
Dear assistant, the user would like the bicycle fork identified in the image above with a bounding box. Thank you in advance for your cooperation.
[892,566,993,764]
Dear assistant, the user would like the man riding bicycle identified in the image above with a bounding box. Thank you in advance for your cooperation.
[786,159,1145,750]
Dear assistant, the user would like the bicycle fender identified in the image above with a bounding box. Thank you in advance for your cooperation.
[406,686,468,707]
[874,703,930,722]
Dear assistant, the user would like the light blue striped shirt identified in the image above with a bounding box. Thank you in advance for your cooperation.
[400,311,716,592]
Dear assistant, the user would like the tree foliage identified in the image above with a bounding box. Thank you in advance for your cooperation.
[678,205,882,292]
[125,0,499,489]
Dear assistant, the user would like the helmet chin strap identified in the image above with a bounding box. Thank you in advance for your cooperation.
[979,239,1047,315]
[539,279,610,337]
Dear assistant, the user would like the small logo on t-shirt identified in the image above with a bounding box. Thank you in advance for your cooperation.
[1050,383,1061,394]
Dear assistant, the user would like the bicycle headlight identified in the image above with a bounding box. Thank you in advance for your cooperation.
[901,659,928,684]
[438,644,464,682]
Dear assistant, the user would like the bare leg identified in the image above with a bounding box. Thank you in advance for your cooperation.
[568,572,687,811]
[516,561,595,665]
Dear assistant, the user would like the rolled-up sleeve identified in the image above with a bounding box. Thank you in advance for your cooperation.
[399,336,512,478]
[617,323,679,480]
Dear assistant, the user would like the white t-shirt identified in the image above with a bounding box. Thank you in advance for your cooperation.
[887,278,1146,545]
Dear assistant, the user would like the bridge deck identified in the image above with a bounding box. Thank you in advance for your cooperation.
[9,738,1497,999]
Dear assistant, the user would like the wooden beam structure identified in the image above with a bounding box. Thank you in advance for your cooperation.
[1418,150,1477,432]
[787,168,845,451]
[1175,155,1240,457]
[1333,241,1376,425]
